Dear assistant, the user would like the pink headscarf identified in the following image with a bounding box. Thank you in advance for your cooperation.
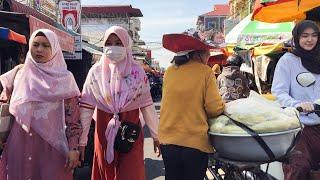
[0,29,80,156]
[81,26,153,163]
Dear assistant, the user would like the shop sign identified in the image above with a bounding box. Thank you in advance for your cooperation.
[63,35,82,60]
[29,15,74,53]
[58,0,81,32]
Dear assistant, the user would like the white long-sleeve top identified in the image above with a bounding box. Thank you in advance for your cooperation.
[271,52,320,125]
[79,104,159,146]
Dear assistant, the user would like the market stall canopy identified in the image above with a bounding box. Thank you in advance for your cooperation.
[252,0,320,23]
[225,14,294,45]
[225,15,251,44]
[252,43,285,56]
[82,41,102,55]
[0,27,27,44]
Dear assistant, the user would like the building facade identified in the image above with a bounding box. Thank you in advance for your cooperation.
[81,5,144,47]
[228,0,256,20]
[81,5,150,65]
[197,4,230,32]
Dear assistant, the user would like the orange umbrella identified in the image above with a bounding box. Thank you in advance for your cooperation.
[252,0,320,23]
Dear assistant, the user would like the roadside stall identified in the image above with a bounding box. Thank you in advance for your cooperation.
[224,13,295,98]
[237,43,290,95]
[225,14,294,53]
[248,0,320,96]
[0,27,27,74]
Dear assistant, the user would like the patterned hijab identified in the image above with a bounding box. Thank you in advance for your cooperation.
[0,29,80,156]
[81,26,153,163]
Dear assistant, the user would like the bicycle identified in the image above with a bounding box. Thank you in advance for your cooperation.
[205,105,311,180]
[205,152,291,180]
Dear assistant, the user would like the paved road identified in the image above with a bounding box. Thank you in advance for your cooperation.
[144,102,165,180]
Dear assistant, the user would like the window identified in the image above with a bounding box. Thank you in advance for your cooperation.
[207,21,216,30]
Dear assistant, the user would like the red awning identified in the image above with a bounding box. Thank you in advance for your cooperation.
[29,15,74,53]
[82,5,143,17]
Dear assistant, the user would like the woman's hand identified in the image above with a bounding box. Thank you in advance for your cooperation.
[153,139,161,157]
[298,102,314,113]
[65,150,80,171]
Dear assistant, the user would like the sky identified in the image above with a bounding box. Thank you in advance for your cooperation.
[82,0,228,68]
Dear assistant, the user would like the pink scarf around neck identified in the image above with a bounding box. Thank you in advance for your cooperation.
[81,26,153,163]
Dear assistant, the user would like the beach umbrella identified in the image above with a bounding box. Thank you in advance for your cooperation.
[225,14,294,45]
[0,27,27,44]
[252,0,320,23]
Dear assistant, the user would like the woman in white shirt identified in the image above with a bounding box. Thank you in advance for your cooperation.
[271,20,320,180]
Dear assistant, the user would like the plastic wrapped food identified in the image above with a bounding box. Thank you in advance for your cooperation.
[283,107,299,117]
[208,91,301,134]
[251,118,300,133]
[208,115,230,132]
[219,125,247,134]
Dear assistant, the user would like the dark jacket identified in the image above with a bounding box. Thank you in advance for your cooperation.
[217,66,250,102]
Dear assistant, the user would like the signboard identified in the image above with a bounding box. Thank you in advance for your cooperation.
[42,0,56,11]
[58,0,81,32]
[29,15,75,53]
[63,51,82,59]
[63,35,82,60]
[41,0,58,20]
[237,33,292,45]
[34,0,41,11]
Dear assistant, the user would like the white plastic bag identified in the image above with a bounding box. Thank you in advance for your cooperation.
[209,91,300,134]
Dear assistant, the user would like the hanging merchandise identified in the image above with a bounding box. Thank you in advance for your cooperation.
[254,55,272,82]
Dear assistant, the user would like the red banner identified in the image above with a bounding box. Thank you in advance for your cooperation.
[29,15,74,53]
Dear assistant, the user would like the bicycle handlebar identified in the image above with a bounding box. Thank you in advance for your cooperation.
[296,104,320,117]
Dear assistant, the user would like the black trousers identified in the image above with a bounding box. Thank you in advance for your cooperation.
[160,144,208,180]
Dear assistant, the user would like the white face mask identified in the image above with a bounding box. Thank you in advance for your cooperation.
[103,46,127,63]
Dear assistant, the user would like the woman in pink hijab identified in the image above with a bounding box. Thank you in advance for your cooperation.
[0,29,82,179]
[79,26,160,180]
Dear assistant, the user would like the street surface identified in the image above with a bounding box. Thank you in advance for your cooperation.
[144,102,165,180]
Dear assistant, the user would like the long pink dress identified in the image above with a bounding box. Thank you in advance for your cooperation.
[0,97,82,180]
